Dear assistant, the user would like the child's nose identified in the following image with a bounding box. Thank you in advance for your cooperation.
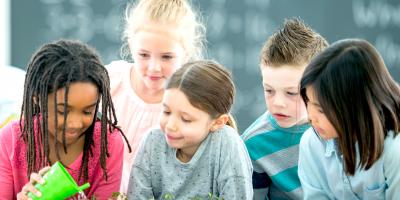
[149,58,161,71]
[67,115,84,130]
[166,117,178,132]
[272,94,286,107]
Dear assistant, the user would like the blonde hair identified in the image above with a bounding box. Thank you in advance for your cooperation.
[122,0,205,60]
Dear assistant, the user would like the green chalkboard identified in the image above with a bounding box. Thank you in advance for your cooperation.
[12,0,400,132]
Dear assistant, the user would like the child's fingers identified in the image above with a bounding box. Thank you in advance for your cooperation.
[29,172,45,185]
[26,183,42,198]
[38,166,51,176]
[16,185,29,199]
[17,184,41,200]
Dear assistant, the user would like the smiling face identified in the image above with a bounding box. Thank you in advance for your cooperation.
[305,86,338,140]
[46,82,99,146]
[261,64,308,128]
[160,88,219,160]
[130,21,188,94]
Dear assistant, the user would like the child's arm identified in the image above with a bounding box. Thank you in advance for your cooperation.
[127,132,154,199]
[383,132,400,199]
[298,129,332,199]
[251,165,271,199]
[0,124,14,199]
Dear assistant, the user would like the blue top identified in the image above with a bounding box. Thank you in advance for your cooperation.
[299,128,400,200]
[242,111,310,200]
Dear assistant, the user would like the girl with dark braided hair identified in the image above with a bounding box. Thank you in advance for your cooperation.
[0,39,130,199]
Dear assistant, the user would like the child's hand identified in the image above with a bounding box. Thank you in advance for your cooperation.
[16,166,51,200]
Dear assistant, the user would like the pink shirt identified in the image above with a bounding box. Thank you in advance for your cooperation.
[0,120,124,199]
[107,60,162,193]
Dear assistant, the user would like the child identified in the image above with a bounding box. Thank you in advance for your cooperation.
[241,18,328,199]
[106,0,205,192]
[127,60,253,199]
[299,39,400,199]
[0,39,129,199]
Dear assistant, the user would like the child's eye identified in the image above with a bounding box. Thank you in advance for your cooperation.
[83,111,93,115]
[163,111,171,115]
[57,110,67,115]
[264,89,274,95]
[181,117,192,123]
[286,92,298,96]
[162,55,174,60]
[138,53,149,58]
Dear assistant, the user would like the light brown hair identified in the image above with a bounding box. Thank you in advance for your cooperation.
[260,17,328,68]
[166,60,237,131]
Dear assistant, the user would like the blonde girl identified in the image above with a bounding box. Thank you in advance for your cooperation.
[106,0,205,192]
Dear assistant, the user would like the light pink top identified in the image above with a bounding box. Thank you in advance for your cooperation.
[0,120,124,200]
[106,60,162,193]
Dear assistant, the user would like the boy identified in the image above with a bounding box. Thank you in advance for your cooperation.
[242,18,328,199]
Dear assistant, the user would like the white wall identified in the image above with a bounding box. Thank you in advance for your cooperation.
[1,0,10,66]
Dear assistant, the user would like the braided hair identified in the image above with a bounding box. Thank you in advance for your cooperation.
[20,39,130,181]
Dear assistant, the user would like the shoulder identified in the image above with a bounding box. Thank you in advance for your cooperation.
[0,121,24,159]
[134,127,166,154]
[241,112,272,141]
[211,126,253,176]
[92,121,125,148]
[300,128,320,147]
[213,126,249,156]
[383,131,400,161]
[142,128,166,146]
[299,128,327,161]
[0,121,22,142]
[215,125,242,144]
[134,128,168,166]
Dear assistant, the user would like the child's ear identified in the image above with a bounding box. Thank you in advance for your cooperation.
[210,114,229,132]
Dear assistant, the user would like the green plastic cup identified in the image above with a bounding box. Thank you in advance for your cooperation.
[27,161,90,199]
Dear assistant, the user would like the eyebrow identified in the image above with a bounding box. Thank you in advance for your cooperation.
[263,83,299,90]
[56,102,97,109]
[162,103,193,116]
[138,49,175,55]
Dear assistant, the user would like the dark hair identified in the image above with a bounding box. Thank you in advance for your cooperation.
[165,60,237,130]
[20,39,130,181]
[260,17,328,67]
[300,38,400,175]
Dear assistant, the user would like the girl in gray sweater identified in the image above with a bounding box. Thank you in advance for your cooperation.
[127,60,253,200]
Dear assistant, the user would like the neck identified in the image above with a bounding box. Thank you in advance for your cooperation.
[48,134,85,166]
[176,149,195,163]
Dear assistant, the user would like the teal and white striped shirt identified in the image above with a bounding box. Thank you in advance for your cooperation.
[242,111,309,200]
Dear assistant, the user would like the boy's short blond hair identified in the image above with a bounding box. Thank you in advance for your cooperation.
[260,18,328,68]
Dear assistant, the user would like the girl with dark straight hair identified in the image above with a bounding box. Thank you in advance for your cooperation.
[298,38,400,199]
